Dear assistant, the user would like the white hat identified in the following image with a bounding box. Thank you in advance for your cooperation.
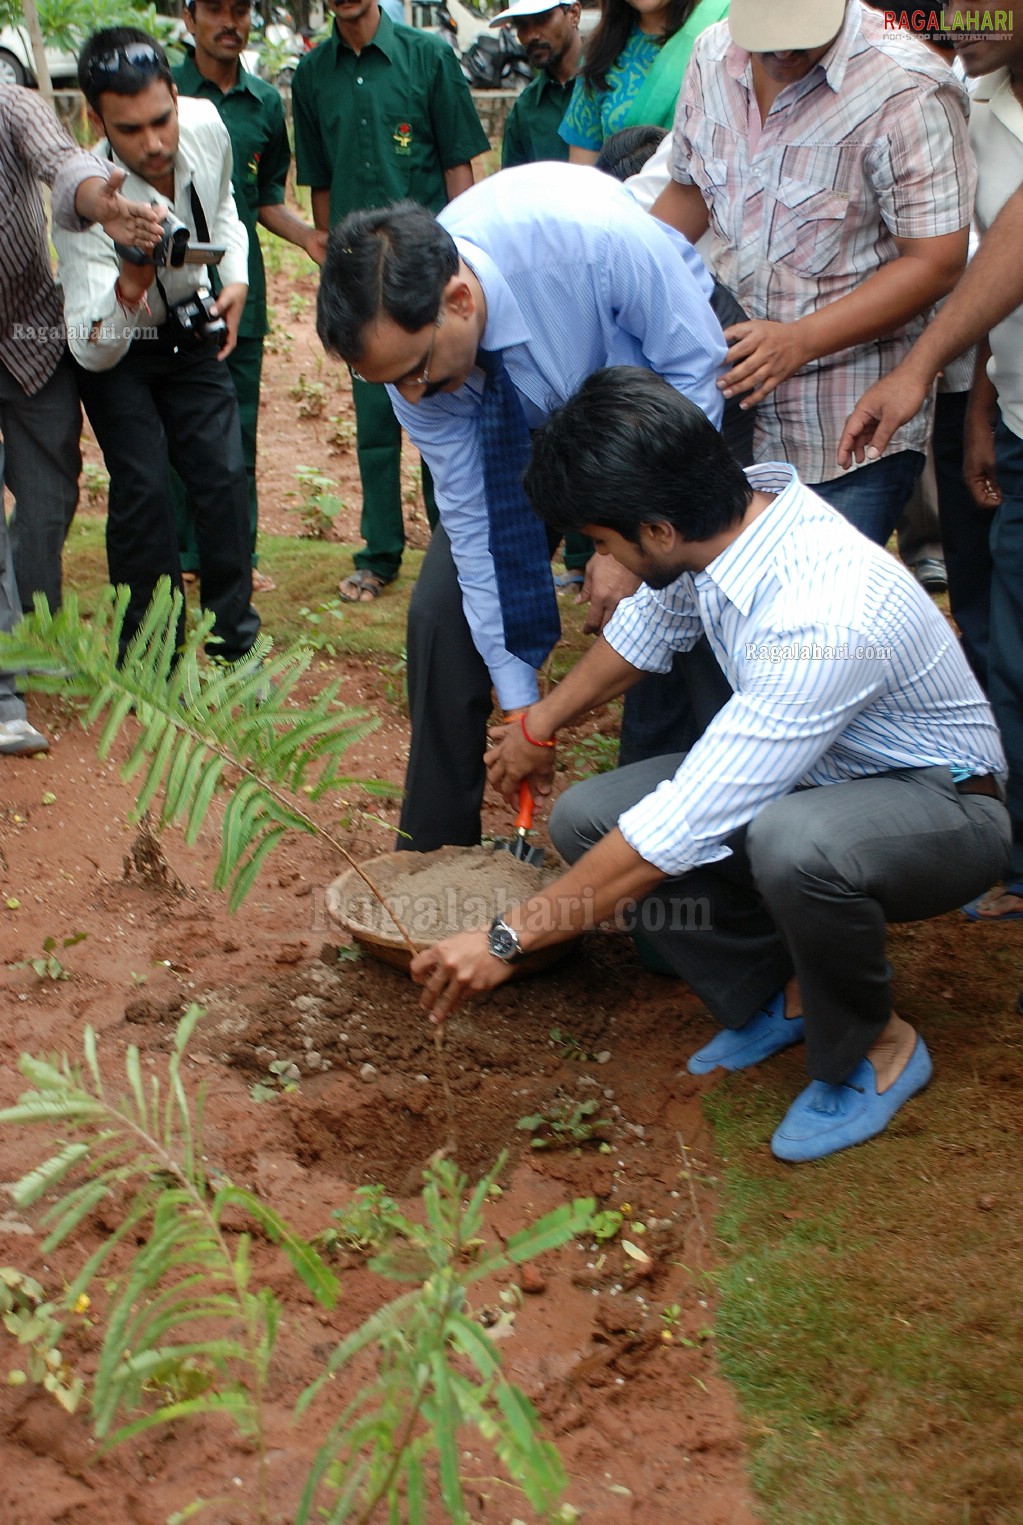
[489,0,570,27]
[728,0,846,52]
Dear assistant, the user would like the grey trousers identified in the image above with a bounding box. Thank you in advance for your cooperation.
[0,354,81,614]
[550,757,1011,1084]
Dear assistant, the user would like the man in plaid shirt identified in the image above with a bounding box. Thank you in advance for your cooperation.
[652,0,973,546]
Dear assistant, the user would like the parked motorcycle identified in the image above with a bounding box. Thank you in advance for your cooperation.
[412,0,532,90]
[459,24,532,90]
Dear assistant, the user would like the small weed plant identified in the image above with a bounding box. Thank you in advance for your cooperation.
[516,1094,613,1151]
[294,465,343,540]
[11,931,87,982]
[319,1184,412,1256]
[296,596,348,656]
[565,729,619,782]
[81,461,110,511]
[0,1010,593,1522]
[0,1268,86,1413]
[549,1026,597,1063]
[290,373,327,419]
[327,414,357,453]
[249,1057,302,1102]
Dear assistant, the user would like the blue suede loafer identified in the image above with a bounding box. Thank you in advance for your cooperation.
[771,1035,933,1163]
[687,990,805,1076]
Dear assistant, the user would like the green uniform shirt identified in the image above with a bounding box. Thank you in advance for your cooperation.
[172,52,290,338]
[292,10,489,225]
[501,71,573,169]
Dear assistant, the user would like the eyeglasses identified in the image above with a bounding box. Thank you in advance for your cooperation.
[85,42,165,91]
[349,316,442,388]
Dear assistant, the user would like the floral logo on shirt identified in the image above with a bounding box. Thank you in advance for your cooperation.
[247,150,261,181]
[393,122,412,155]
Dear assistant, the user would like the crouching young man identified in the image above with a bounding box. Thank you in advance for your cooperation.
[410,368,1010,1163]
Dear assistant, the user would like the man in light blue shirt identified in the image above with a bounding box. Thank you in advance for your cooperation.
[316,161,728,848]
[409,370,1011,1163]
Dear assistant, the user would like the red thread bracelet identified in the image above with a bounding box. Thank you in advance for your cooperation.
[115,280,149,315]
[520,713,556,749]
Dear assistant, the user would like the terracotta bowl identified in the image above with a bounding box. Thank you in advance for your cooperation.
[324,844,575,978]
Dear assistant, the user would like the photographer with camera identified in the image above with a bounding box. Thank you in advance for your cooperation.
[55,28,259,665]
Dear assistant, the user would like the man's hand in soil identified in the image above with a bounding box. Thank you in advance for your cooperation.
[412,829,667,1024]
[485,709,556,803]
[411,932,513,1023]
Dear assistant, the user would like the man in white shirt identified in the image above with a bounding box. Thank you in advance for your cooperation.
[55,29,259,663]
[410,369,1010,1163]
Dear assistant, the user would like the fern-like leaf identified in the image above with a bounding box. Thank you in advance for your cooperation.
[0,582,394,911]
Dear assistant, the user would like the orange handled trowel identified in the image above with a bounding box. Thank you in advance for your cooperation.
[493,780,545,866]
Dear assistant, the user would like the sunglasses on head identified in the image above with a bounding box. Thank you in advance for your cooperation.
[86,42,165,91]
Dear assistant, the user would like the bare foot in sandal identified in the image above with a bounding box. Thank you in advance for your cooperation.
[338,570,390,603]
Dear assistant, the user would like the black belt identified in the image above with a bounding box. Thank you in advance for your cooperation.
[956,774,1001,800]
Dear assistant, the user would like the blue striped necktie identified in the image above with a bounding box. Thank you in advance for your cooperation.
[477,347,561,669]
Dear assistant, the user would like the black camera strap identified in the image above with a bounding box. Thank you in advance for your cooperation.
[187,182,211,243]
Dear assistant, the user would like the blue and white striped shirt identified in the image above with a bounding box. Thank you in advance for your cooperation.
[607,465,1007,876]
[387,162,726,710]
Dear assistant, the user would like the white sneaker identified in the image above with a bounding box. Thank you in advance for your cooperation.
[0,718,49,755]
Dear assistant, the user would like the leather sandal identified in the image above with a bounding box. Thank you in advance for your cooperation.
[338,570,391,603]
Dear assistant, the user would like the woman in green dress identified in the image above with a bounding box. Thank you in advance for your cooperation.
[559,0,728,163]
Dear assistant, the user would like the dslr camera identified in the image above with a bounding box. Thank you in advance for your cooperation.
[166,288,228,348]
[114,210,225,270]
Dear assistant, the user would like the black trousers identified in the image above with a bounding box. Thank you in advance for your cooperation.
[75,329,259,662]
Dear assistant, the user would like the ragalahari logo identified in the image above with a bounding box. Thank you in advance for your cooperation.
[883,8,1014,32]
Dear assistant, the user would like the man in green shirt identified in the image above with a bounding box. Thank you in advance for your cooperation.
[174,0,325,593]
[497,0,582,170]
[293,0,489,601]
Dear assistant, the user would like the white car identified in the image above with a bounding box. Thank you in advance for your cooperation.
[0,25,79,88]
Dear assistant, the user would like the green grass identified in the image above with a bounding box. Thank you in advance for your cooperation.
[702,948,1023,1525]
[63,517,595,672]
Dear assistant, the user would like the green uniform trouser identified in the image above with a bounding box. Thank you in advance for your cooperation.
[352,376,437,583]
[174,335,263,572]
[562,530,593,573]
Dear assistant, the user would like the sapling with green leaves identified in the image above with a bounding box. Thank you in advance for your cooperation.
[0,580,393,913]
[0,1011,594,1522]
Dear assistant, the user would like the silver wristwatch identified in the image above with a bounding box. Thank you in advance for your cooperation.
[488,915,525,964]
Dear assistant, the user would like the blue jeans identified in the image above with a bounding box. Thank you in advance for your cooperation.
[811,450,924,546]
[991,416,1023,888]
